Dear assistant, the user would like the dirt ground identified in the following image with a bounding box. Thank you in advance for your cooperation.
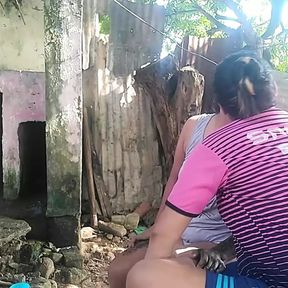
[82,231,128,288]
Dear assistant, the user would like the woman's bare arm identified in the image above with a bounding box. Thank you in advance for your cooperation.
[154,117,198,222]
[145,206,192,259]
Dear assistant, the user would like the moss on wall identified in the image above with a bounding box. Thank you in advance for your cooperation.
[44,0,82,217]
[3,168,19,200]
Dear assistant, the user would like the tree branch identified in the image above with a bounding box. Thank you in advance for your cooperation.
[221,0,258,46]
[166,9,198,17]
[215,14,240,23]
[262,0,286,39]
[207,27,221,36]
[0,1,4,11]
[14,0,26,25]
[192,2,236,35]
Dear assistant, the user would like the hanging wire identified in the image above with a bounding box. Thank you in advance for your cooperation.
[112,0,218,65]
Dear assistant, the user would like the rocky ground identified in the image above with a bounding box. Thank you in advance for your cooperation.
[82,230,128,288]
[0,217,129,288]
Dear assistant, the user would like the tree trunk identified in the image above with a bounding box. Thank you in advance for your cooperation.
[134,56,204,179]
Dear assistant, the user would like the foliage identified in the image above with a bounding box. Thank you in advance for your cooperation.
[99,15,110,35]
[270,39,288,72]
[98,0,287,72]
[163,0,288,72]
[165,0,228,38]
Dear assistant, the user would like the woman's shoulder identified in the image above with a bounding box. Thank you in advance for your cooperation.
[182,114,214,145]
[184,113,213,131]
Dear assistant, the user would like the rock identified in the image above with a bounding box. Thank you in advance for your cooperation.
[61,247,83,269]
[30,277,52,288]
[125,213,140,231]
[46,242,57,252]
[0,217,31,247]
[0,239,23,263]
[114,236,121,243]
[20,240,43,265]
[50,252,63,264]
[13,273,26,282]
[107,251,115,261]
[38,257,55,279]
[106,234,113,240]
[111,213,140,230]
[81,227,96,241]
[26,271,41,282]
[1,272,13,282]
[82,242,99,254]
[8,262,19,270]
[42,248,52,255]
[18,263,34,273]
[111,215,126,225]
[98,221,127,237]
[49,280,57,288]
[54,267,87,285]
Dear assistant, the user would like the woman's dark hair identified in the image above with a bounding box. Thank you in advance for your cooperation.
[214,50,277,119]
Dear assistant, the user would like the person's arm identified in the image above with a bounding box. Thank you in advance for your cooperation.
[154,117,198,222]
[146,206,191,259]
[145,144,228,260]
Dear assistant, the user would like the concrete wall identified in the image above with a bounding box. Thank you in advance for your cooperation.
[44,0,82,247]
[0,0,44,72]
[0,1,45,199]
[0,71,45,199]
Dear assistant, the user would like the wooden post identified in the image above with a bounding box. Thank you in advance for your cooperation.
[83,108,99,227]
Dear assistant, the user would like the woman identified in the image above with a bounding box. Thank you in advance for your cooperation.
[108,110,232,288]
[126,51,288,288]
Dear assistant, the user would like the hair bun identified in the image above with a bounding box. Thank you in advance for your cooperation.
[237,57,261,80]
[237,56,261,96]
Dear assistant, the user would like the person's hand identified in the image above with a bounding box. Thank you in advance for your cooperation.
[128,234,138,248]
[128,229,151,248]
[190,249,226,272]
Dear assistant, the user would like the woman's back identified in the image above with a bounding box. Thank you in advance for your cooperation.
[202,108,288,287]
[181,114,231,244]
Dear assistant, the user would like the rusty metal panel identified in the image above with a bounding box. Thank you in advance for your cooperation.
[178,35,243,112]
[83,36,164,212]
[109,0,165,76]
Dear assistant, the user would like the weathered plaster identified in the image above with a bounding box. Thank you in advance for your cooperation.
[44,0,82,217]
[0,71,45,199]
[0,0,44,72]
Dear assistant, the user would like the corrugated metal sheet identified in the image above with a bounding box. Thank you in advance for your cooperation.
[109,0,165,76]
[178,36,288,112]
[83,1,166,211]
[178,35,243,112]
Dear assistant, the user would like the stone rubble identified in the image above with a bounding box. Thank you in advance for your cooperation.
[0,217,87,288]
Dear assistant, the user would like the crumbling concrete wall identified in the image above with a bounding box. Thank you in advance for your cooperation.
[0,71,45,199]
[0,0,44,72]
[44,0,82,247]
[0,0,45,199]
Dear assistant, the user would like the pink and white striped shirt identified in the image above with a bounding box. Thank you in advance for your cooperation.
[167,108,288,288]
